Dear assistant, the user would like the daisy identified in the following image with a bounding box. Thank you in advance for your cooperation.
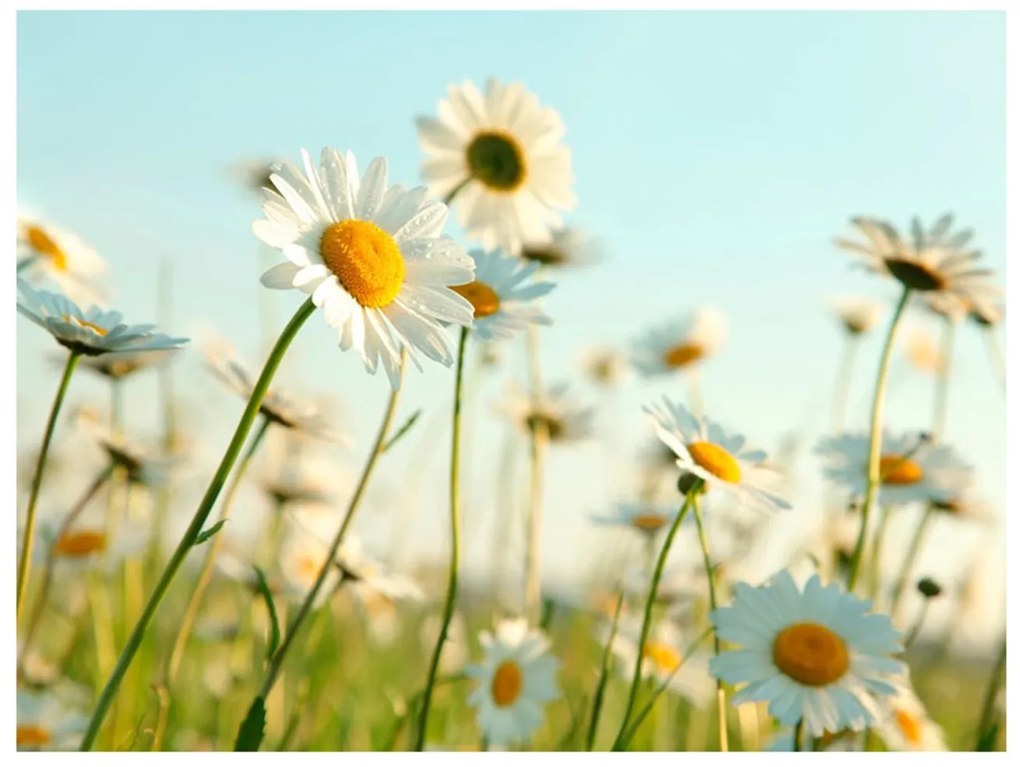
[836,215,999,318]
[520,226,600,269]
[900,324,944,375]
[416,78,575,255]
[17,214,108,307]
[590,501,682,537]
[710,571,905,737]
[578,345,630,387]
[17,279,187,357]
[498,381,594,444]
[829,296,884,336]
[644,397,790,514]
[969,301,1003,328]
[874,678,948,752]
[73,349,176,381]
[254,147,475,388]
[815,431,973,507]
[452,249,555,341]
[465,617,560,747]
[228,157,284,197]
[631,308,728,377]
[16,689,88,751]
[75,408,169,487]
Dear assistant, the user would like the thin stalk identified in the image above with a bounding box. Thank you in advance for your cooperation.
[523,324,547,622]
[692,494,728,752]
[17,349,81,620]
[904,600,930,648]
[846,286,911,592]
[415,327,469,751]
[78,297,316,751]
[612,482,701,750]
[982,326,1006,395]
[867,505,893,602]
[586,591,625,750]
[830,334,860,433]
[974,636,1006,750]
[931,318,955,440]
[888,505,934,621]
[794,719,805,752]
[254,356,406,704]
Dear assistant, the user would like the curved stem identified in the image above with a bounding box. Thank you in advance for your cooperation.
[78,297,316,751]
[904,600,930,648]
[830,334,860,433]
[974,636,1006,750]
[586,591,625,750]
[414,328,468,750]
[613,482,700,750]
[846,286,911,592]
[931,318,955,440]
[693,494,728,752]
[888,505,934,621]
[17,350,81,620]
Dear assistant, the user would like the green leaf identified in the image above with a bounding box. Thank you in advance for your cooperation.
[234,696,266,752]
[382,409,421,453]
[976,722,1000,751]
[253,566,281,661]
[194,520,226,546]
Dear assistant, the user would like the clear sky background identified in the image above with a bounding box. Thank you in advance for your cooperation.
[16,11,1006,646]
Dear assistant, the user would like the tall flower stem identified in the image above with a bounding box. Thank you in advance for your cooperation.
[17,349,81,621]
[78,298,316,751]
[846,286,911,592]
[931,318,955,440]
[415,328,469,750]
[253,357,405,705]
[974,636,1006,750]
[586,591,625,751]
[692,493,728,752]
[830,334,860,433]
[982,326,1006,395]
[162,415,272,690]
[523,324,547,622]
[612,480,701,750]
[888,505,934,621]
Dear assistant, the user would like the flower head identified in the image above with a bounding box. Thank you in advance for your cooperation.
[17,214,108,307]
[417,78,575,255]
[710,571,905,737]
[521,226,600,269]
[590,501,682,538]
[74,349,175,381]
[453,249,555,341]
[632,308,727,377]
[875,675,947,751]
[16,689,88,751]
[499,381,594,444]
[254,148,475,388]
[829,296,884,336]
[578,345,630,387]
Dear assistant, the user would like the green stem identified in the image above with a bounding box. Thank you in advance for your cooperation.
[523,324,546,622]
[931,318,955,440]
[904,600,930,648]
[888,505,933,620]
[414,328,468,750]
[17,349,81,621]
[974,636,1006,750]
[693,494,727,752]
[78,298,316,751]
[867,505,893,601]
[794,719,804,752]
[982,326,1006,395]
[846,286,911,592]
[586,591,625,750]
[612,483,700,750]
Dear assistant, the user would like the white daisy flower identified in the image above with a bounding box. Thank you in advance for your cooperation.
[16,689,88,751]
[451,249,555,341]
[631,308,728,377]
[416,78,575,255]
[815,432,973,507]
[520,226,600,269]
[875,674,947,751]
[836,215,999,319]
[710,571,905,738]
[466,617,560,747]
[73,348,176,381]
[578,345,630,387]
[17,279,187,357]
[644,397,790,514]
[829,296,884,336]
[17,214,108,307]
[254,147,475,388]
[590,501,682,537]
[74,407,170,487]
[228,157,284,197]
[969,301,1004,328]
[498,381,595,444]
[37,521,148,573]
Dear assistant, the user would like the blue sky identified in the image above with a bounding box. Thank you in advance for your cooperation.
[16,11,1006,639]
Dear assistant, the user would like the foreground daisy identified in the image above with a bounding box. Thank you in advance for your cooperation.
[17,689,88,751]
[498,381,595,444]
[631,308,728,377]
[710,571,905,737]
[451,249,555,341]
[466,618,560,747]
[254,147,475,388]
[875,674,947,751]
[644,397,789,513]
[815,432,972,507]
[830,296,884,336]
[17,214,108,306]
[416,78,575,254]
[17,279,187,356]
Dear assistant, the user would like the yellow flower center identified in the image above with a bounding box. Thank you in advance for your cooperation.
[54,530,107,557]
[451,280,501,319]
[66,315,108,336]
[662,342,705,369]
[466,131,527,192]
[319,220,405,308]
[884,258,947,292]
[895,708,923,746]
[687,441,741,483]
[490,660,523,707]
[526,412,564,441]
[630,513,668,533]
[772,622,849,686]
[26,225,68,272]
[17,724,52,748]
[297,554,325,582]
[879,454,924,486]
[643,640,683,673]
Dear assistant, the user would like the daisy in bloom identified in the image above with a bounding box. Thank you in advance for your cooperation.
[498,381,595,444]
[451,249,555,341]
[710,571,905,738]
[829,296,884,336]
[416,78,575,255]
[17,214,108,306]
[875,674,947,751]
[815,431,973,507]
[465,617,560,747]
[835,215,999,319]
[16,689,88,751]
[520,226,600,269]
[578,345,630,387]
[631,308,728,377]
[254,147,475,388]
[590,501,681,538]
[644,396,790,514]
[73,349,176,381]
[75,408,170,487]
[17,279,188,357]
